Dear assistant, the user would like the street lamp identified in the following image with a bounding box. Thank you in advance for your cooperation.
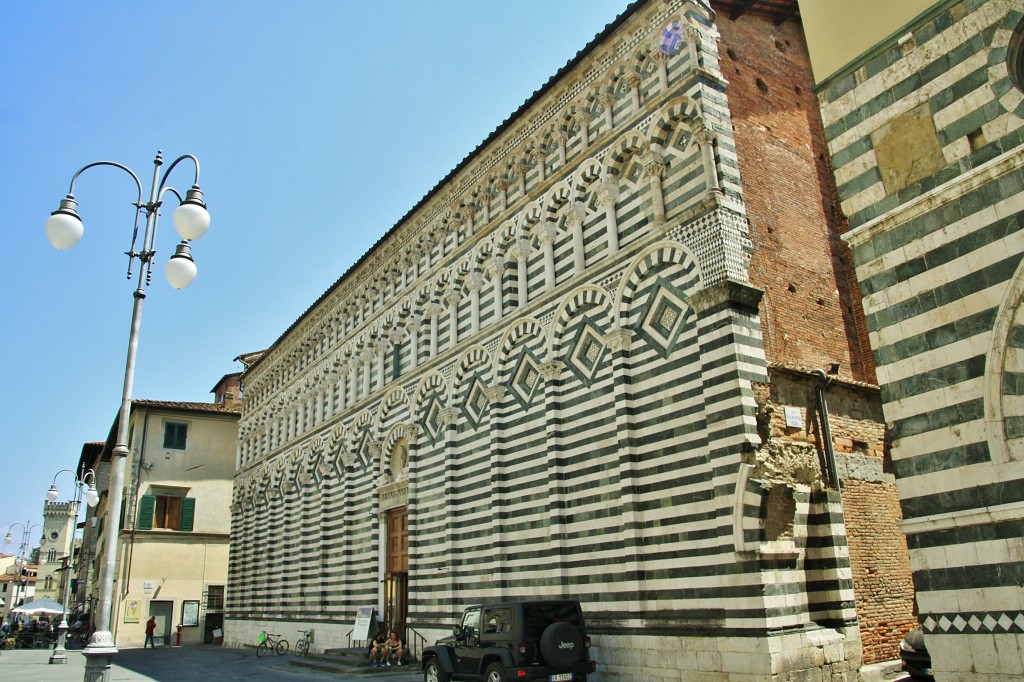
[45,150,209,681]
[45,466,99,664]
[3,521,42,622]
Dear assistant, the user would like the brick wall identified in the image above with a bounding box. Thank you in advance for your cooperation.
[756,367,917,664]
[714,8,875,384]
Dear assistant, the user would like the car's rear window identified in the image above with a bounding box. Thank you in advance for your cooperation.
[522,602,583,639]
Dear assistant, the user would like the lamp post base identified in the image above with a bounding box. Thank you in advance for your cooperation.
[49,620,70,664]
[82,631,118,682]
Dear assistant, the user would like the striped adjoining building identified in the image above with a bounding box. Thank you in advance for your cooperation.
[807,0,1024,678]
[226,1,915,678]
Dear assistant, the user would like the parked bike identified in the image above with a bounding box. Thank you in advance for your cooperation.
[256,631,289,657]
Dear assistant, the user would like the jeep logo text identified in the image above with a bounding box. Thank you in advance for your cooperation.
[558,641,575,649]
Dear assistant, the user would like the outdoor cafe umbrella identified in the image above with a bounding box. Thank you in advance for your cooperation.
[11,597,65,615]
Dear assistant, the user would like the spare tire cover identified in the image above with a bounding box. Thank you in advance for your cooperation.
[539,621,583,670]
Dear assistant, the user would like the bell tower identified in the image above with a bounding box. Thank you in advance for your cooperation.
[36,501,76,603]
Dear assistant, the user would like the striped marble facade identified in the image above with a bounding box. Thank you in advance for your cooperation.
[822,0,1024,678]
[226,1,861,678]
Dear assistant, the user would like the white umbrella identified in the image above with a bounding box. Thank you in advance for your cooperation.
[12,598,65,615]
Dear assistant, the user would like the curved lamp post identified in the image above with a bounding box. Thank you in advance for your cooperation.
[3,521,43,620]
[45,151,209,680]
[46,467,99,664]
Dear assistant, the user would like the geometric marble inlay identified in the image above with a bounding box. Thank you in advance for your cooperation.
[510,349,542,408]
[636,276,690,359]
[464,374,489,429]
[566,316,607,386]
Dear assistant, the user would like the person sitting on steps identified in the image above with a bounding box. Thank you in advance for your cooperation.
[368,629,387,667]
[384,630,403,666]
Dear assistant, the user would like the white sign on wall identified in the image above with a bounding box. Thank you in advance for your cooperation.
[784,406,803,429]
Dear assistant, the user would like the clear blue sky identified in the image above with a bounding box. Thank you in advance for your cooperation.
[0,1,628,550]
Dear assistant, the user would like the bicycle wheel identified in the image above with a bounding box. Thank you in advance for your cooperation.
[296,638,309,657]
[275,639,289,655]
[256,641,268,658]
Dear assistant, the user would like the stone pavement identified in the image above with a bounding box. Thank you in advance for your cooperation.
[0,644,422,681]
[0,645,908,681]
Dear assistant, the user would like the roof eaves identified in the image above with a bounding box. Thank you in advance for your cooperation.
[250,0,647,373]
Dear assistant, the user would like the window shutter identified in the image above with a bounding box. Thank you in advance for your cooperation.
[137,494,156,530]
[180,497,196,532]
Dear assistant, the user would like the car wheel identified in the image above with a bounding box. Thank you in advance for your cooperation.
[424,659,451,682]
[484,663,508,682]
[539,621,584,670]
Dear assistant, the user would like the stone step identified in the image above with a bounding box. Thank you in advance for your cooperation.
[287,647,416,675]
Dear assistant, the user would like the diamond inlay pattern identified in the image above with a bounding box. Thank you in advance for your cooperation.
[923,611,1024,634]
[566,317,607,386]
[510,350,543,408]
[635,277,691,359]
[464,375,489,429]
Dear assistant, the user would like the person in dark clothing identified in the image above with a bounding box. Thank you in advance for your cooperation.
[144,616,156,649]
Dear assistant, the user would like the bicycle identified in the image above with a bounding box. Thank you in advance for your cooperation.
[256,631,289,657]
[295,629,311,657]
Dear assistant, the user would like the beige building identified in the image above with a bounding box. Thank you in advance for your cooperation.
[0,555,36,624]
[81,373,240,647]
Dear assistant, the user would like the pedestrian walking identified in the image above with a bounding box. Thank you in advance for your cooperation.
[144,616,156,649]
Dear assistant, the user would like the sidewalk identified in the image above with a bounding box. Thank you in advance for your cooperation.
[0,644,422,681]
[1,645,907,681]
[0,647,153,681]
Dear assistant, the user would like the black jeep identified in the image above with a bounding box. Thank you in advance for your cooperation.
[421,600,596,682]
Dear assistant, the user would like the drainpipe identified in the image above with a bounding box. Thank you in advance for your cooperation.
[811,369,841,492]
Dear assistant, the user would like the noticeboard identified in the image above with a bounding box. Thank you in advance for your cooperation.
[352,606,375,641]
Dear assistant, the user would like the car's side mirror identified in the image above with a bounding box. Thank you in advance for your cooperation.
[453,625,462,636]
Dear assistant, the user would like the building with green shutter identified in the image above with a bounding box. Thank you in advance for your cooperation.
[81,374,240,648]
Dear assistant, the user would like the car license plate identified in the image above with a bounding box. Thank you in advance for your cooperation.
[550,675,573,682]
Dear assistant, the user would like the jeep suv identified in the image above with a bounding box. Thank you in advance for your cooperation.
[421,600,596,682]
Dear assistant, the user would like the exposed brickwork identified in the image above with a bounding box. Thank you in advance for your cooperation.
[714,9,876,384]
[841,479,919,664]
[755,367,916,664]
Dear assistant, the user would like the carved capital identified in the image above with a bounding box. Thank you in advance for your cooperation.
[604,327,634,353]
[644,159,668,179]
[566,203,586,227]
[538,360,565,381]
[597,182,620,208]
[536,223,558,245]
[486,256,506,278]
[439,406,461,426]
[444,289,460,307]
[426,301,445,317]
[484,385,507,403]
[508,241,532,262]
[466,272,485,292]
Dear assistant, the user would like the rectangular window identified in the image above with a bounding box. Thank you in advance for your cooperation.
[206,585,225,611]
[137,494,195,531]
[163,422,188,450]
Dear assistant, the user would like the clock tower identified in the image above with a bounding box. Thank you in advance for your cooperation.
[36,501,76,604]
